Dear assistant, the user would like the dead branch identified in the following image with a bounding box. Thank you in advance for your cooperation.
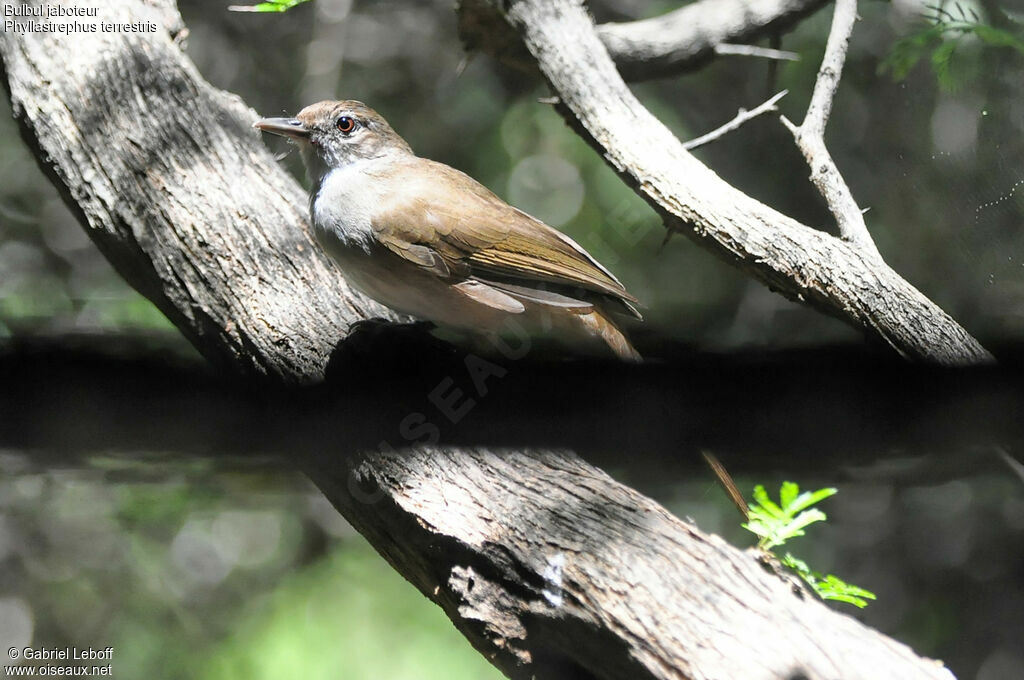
[683,90,788,150]
[781,0,879,255]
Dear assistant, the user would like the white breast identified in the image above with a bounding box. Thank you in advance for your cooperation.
[310,159,384,254]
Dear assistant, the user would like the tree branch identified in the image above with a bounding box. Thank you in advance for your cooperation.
[781,0,879,255]
[481,0,990,366]
[597,0,825,79]
[683,90,788,151]
[714,42,801,61]
[457,0,828,81]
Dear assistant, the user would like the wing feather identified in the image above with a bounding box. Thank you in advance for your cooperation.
[370,158,640,314]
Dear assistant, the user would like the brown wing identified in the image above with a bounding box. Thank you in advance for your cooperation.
[371,158,641,315]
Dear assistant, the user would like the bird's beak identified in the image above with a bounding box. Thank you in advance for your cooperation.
[253,117,310,139]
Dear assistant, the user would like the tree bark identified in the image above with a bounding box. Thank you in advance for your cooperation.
[463,0,991,366]
[1,1,956,678]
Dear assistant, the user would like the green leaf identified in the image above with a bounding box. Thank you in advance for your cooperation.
[931,39,959,90]
[228,0,311,12]
[779,481,800,509]
[787,487,837,514]
[777,508,827,540]
[782,554,876,608]
[815,575,877,609]
[882,12,1024,87]
[880,26,944,80]
[750,485,785,519]
[743,482,836,548]
[972,25,1024,53]
[781,553,810,575]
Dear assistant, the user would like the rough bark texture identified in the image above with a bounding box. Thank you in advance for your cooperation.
[464,0,991,366]
[1,1,960,679]
[313,446,954,680]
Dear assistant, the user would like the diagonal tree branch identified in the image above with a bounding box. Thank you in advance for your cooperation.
[477,0,991,366]
[781,0,879,255]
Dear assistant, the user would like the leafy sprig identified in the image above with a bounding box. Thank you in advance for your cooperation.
[743,482,836,550]
[881,3,1024,90]
[742,482,876,608]
[781,553,877,609]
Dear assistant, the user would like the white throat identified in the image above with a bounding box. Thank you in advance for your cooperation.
[310,156,394,254]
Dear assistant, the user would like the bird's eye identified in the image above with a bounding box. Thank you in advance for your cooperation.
[336,116,356,134]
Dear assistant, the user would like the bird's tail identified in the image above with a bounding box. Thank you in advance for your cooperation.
[577,309,641,362]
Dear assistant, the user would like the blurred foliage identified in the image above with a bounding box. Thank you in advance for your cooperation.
[2,452,1022,678]
[0,454,500,679]
[882,2,1024,91]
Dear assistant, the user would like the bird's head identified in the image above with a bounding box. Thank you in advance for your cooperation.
[254,100,412,184]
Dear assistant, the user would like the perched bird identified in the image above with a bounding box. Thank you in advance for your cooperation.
[255,100,642,360]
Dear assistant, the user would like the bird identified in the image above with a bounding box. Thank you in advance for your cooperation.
[254,100,642,361]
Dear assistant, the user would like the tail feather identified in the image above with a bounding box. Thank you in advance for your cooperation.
[577,309,641,362]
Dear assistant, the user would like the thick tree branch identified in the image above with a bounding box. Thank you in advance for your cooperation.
[596,0,826,79]
[0,1,960,678]
[481,0,990,366]
[457,0,828,81]
[782,0,879,255]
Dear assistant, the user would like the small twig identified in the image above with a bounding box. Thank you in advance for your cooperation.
[715,43,800,62]
[702,451,749,520]
[997,448,1024,486]
[684,90,788,151]
[780,0,880,257]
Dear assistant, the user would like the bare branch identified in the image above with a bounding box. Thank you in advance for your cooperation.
[683,90,788,151]
[714,42,800,61]
[802,0,854,136]
[596,0,826,79]
[781,0,878,255]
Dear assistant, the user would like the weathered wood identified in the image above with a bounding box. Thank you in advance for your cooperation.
[0,1,957,678]
[315,446,954,680]
[473,0,991,366]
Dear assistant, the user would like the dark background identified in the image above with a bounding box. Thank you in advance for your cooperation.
[0,1,1022,678]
